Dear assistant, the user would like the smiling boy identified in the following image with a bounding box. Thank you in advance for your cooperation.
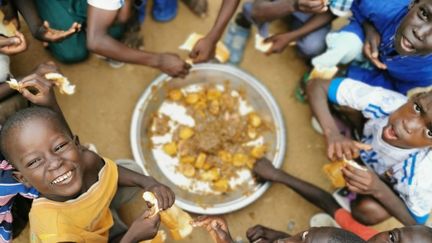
[314,0,432,95]
[307,77,432,226]
[0,104,175,242]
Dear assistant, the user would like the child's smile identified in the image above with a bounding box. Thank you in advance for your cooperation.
[51,169,74,185]
[5,117,86,202]
[399,34,416,54]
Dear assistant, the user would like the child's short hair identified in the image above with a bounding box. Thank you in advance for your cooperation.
[0,106,71,162]
[327,228,365,243]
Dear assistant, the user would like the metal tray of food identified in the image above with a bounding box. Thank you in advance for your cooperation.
[130,63,285,214]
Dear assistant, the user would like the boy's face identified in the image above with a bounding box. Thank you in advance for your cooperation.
[395,0,432,55]
[7,117,84,201]
[382,93,432,149]
[367,226,432,242]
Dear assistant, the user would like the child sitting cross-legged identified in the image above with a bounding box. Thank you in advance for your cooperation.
[307,77,432,226]
[192,158,432,243]
[0,75,175,242]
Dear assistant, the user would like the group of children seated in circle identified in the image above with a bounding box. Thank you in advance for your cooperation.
[0,0,432,242]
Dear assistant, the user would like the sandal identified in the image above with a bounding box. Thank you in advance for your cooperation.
[295,71,310,103]
[181,0,208,18]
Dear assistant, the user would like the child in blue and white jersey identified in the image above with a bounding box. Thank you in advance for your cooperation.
[307,77,432,226]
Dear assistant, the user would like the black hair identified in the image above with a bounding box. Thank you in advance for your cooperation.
[327,228,366,243]
[0,106,71,163]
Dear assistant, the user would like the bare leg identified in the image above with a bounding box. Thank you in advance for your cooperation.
[351,195,391,225]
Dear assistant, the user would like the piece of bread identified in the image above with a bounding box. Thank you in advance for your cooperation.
[143,230,167,243]
[142,192,193,241]
[254,34,273,53]
[142,191,161,217]
[0,11,16,37]
[309,67,338,80]
[323,159,367,188]
[179,33,230,63]
[6,79,22,92]
[323,160,346,188]
[44,72,76,95]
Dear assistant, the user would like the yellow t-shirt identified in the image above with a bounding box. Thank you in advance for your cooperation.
[29,158,118,243]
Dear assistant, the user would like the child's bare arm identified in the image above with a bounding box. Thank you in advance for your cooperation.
[362,21,387,70]
[252,0,297,22]
[86,6,190,78]
[306,78,365,160]
[253,158,341,216]
[117,165,175,210]
[190,0,240,63]
[342,165,416,225]
[265,11,335,55]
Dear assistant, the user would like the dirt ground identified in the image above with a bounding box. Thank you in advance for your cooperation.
[12,1,403,242]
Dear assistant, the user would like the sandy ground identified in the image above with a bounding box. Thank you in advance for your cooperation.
[11,1,402,242]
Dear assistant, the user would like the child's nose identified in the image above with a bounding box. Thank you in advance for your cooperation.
[46,154,63,170]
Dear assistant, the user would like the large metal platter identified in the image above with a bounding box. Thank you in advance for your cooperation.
[130,64,285,214]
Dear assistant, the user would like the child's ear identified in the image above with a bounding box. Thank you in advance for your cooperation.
[12,171,32,188]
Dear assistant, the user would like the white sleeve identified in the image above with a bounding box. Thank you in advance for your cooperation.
[399,155,432,224]
[87,0,123,10]
[328,78,407,119]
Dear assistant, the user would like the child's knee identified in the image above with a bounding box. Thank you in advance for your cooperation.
[351,198,390,225]
[297,38,327,58]
[53,47,89,63]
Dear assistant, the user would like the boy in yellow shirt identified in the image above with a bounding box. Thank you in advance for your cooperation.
[0,74,175,242]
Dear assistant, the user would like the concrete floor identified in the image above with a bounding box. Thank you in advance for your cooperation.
[12,1,401,242]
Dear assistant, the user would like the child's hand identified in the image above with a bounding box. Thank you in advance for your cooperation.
[34,61,59,76]
[246,225,290,243]
[326,133,372,160]
[363,22,387,70]
[0,32,27,55]
[156,53,191,78]
[125,209,161,242]
[264,33,296,55]
[297,0,328,13]
[191,216,233,243]
[19,73,57,108]
[145,178,175,210]
[38,21,81,44]
[252,157,281,182]
[342,164,383,196]
[190,36,216,63]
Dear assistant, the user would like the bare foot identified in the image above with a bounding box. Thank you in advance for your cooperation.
[246,225,290,243]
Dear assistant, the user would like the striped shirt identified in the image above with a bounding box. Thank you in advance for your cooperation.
[329,77,432,224]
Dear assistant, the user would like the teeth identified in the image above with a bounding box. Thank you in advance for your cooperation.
[52,171,72,185]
